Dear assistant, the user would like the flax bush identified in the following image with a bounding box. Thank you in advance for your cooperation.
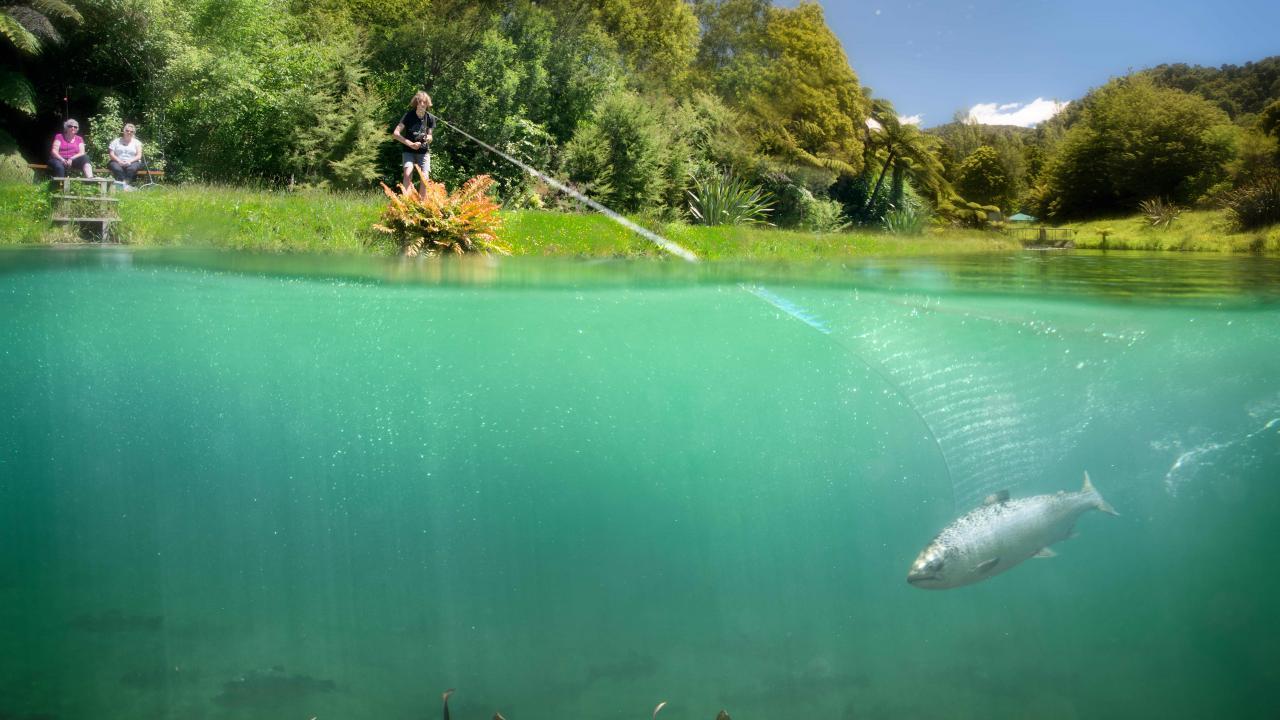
[1224,175,1280,231]
[687,172,774,226]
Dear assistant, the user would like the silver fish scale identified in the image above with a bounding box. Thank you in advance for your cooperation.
[941,492,1090,575]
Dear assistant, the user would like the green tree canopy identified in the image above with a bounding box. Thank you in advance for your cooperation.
[1261,99,1280,139]
[595,0,700,89]
[1036,76,1237,219]
[955,145,1015,211]
[746,1,867,176]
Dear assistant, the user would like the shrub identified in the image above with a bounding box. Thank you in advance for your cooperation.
[1224,175,1280,231]
[87,96,124,168]
[687,172,774,226]
[1139,197,1182,229]
[0,152,33,183]
[373,173,508,257]
[561,89,690,214]
[803,197,851,233]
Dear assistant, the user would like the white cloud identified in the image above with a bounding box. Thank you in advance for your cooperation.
[867,116,923,130]
[967,98,1069,127]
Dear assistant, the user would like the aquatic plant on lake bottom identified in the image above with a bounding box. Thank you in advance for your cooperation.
[373,172,508,257]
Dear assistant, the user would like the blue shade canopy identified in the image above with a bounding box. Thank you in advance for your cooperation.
[1008,213,1037,222]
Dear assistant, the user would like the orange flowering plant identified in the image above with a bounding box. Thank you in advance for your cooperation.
[373,171,508,257]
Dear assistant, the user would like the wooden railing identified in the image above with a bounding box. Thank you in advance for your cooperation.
[1008,226,1078,246]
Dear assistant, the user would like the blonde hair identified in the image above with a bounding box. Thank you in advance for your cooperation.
[410,91,432,110]
[123,123,136,133]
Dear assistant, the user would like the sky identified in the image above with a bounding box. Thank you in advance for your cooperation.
[814,0,1280,128]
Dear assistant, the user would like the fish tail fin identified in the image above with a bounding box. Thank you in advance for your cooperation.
[1082,472,1119,516]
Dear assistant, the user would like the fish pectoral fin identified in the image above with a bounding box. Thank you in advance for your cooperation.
[1033,548,1057,559]
[976,557,1000,574]
[982,490,1010,506]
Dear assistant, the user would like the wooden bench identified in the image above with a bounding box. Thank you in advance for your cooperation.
[28,163,164,180]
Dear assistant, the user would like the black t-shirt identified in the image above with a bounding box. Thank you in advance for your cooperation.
[399,111,436,152]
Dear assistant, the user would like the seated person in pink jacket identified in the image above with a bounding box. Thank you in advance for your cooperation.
[49,119,93,178]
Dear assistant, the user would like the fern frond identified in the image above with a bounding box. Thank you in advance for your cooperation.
[0,12,41,53]
[27,0,82,23]
[0,69,36,115]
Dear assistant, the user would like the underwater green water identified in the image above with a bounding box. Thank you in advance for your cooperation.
[1,248,1278,720]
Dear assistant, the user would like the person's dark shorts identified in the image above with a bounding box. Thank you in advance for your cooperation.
[401,151,431,178]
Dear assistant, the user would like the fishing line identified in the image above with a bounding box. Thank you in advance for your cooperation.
[437,114,958,506]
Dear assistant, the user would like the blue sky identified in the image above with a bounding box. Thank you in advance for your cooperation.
[814,0,1280,127]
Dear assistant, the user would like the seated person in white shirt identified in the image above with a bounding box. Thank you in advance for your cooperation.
[108,123,144,187]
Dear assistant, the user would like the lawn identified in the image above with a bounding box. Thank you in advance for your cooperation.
[3,182,1276,257]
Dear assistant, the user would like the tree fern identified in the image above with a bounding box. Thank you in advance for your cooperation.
[0,70,37,115]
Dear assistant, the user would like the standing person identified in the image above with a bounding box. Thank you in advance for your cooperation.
[392,90,436,198]
[49,119,93,179]
[108,123,144,189]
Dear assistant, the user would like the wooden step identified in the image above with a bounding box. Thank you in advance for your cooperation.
[52,194,120,202]
[52,217,119,223]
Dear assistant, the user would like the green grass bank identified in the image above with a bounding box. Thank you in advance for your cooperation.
[1060,209,1280,253]
[3,183,1277,257]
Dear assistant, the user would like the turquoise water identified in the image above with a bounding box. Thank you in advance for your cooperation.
[1,248,1278,720]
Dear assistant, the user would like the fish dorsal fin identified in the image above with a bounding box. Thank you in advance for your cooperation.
[976,557,1000,574]
[983,490,1010,506]
[1033,548,1057,559]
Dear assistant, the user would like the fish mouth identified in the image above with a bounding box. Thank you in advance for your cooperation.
[907,573,938,585]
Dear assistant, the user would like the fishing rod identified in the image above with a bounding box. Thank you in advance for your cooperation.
[433,115,698,263]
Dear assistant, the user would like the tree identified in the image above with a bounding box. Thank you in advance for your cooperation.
[955,146,1015,211]
[1261,99,1280,139]
[159,0,383,184]
[434,27,553,198]
[862,99,949,210]
[691,0,769,101]
[595,0,699,90]
[745,1,868,176]
[1037,76,1237,219]
[1,0,81,116]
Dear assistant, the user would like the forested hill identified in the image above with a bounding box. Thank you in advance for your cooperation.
[1142,57,1280,122]
[919,57,1280,221]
